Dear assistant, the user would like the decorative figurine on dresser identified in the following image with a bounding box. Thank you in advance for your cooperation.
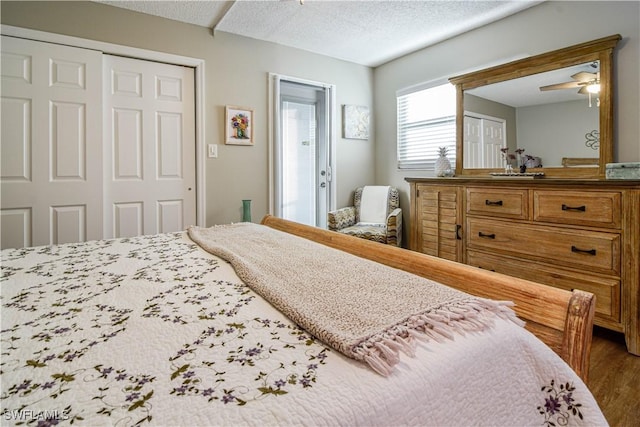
[407,35,640,357]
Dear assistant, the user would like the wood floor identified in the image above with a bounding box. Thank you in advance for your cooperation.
[588,327,640,426]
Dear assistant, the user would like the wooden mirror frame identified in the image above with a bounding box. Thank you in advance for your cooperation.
[449,34,621,178]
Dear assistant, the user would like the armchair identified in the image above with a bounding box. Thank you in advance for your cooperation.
[328,186,402,246]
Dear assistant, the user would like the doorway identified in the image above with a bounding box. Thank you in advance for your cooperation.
[270,76,335,229]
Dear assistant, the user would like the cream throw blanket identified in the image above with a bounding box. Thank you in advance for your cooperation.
[359,186,390,224]
[188,223,522,376]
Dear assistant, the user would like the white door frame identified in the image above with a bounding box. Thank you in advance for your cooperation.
[1,24,207,227]
[267,73,337,222]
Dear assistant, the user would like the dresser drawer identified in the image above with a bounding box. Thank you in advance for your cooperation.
[533,190,621,228]
[467,187,528,219]
[467,250,620,324]
[467,218,620,274]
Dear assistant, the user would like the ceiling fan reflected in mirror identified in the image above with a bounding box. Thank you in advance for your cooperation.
[539,62,601,106]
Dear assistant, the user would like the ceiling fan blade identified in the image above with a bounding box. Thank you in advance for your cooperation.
[571,71,597,82]
[539,81,581,91]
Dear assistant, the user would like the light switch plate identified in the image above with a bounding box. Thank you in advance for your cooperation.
[208,144,218,158]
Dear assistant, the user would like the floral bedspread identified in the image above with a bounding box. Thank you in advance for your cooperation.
[1,232,607,426]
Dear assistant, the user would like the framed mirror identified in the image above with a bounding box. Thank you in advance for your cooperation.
[449,34,621,178]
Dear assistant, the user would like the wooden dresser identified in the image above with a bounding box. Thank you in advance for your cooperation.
[407,177,640,355]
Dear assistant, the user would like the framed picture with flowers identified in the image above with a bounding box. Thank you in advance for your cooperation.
[225,106,254,145]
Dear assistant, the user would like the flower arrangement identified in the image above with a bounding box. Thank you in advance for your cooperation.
[500,147,528,172]
[515,148,526,172]
[231,113,250,139]
[500,147,516,172]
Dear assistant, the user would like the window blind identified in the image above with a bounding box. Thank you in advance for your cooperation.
[397,84,456,170]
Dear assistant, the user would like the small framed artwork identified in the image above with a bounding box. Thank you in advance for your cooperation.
[225,105,254,145]
[342,104,370,140]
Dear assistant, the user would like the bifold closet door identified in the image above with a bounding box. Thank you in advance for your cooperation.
[103,55,196,238]
[1,37,197,249]
[1,35,103,249]
[463,114,505,169]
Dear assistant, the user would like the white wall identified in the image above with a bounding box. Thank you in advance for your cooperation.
[1,1,375,225]
[374,1,640,212]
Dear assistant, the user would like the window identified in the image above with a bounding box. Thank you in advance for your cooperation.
[397,83,456,170]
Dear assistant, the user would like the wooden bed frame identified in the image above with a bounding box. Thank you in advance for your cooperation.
[261,215,596,383]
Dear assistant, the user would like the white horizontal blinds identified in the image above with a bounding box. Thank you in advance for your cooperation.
[397,115,456,169]
[397,83,456,170]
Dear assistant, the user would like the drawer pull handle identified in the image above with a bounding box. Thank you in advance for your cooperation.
[478,232,496,239]
[571,246,596,256]
[455,224,462,240]
[485,200,503,206]
[562,204,586,212]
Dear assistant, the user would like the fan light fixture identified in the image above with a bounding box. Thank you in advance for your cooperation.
[586,83,601,93]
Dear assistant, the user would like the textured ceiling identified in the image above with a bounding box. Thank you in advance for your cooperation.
[97,0,542,67]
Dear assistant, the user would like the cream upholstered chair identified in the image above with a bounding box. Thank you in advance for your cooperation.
[327,186,402,246]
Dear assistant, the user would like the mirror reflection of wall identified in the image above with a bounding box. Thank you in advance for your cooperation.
[463,61,601,168]
[516,99,599,167]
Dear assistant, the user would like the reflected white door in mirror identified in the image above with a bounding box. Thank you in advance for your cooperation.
[463,113,506,169]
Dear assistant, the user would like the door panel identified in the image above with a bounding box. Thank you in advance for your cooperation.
[112,108,143,179]
[51,101,86,180]
[103,55,195,238]
[463,115,482,168]
[1,97,31,181]
[51,205,86,244]
[282,99,316,226]
[1,36,102,249]
[157,200,183,233]
[157,112,183,178]
[276,79,331,228]
[483,119,505,168]
[113,202,143,238]
[0,209,31,249]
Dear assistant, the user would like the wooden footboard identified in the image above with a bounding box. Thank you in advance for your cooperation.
[261,215,596,382]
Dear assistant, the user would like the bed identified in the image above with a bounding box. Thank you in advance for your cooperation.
[0,215,605,426]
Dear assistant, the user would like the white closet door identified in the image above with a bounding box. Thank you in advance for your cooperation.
[103,55,195,238]
[483,118,506,169]
[1,36,103,249]
[463,114,506,169]
[463,115,482,168]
